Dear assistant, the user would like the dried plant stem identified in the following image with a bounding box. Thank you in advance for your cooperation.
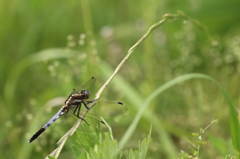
[46,12,190,159]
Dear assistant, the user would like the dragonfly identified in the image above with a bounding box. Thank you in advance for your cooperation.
[28,77,126,143]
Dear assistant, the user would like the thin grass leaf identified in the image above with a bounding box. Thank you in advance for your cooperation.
[114,73,239,157]
[4,48,77,105]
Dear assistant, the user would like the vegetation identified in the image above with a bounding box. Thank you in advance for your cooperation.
[1,0,240,159]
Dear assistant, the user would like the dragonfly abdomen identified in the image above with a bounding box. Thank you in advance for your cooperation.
[28,107,67,143]
[28,128,45,143]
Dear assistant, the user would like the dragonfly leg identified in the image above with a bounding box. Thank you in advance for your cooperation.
[82,101,105,125]
[84,99,98,109]
[72,105,79,116]
[73,105,89,125]
[82,101,91,109]
[76,104,81,117]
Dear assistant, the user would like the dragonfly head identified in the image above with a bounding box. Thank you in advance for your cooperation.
[80,90,90,99]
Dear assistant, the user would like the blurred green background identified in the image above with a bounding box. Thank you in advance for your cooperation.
[1,0,240,158]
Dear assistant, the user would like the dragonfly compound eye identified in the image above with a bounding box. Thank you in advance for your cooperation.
[81,90,90,99]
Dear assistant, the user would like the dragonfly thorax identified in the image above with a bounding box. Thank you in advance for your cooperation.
[65,90,90,105]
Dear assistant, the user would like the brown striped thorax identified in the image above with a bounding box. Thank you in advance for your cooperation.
[65,90,90,106]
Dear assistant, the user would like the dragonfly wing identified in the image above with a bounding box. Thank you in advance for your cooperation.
[90,101,127,116]
[72,77,96,94]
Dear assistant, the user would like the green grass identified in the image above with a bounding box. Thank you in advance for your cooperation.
[1,0,240,159]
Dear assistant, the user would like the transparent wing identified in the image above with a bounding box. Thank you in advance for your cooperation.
[89,101,127,116]
[64,103,100,125]
[71,77,96,94]
[62,101,126,128]
[62,105,88,125]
